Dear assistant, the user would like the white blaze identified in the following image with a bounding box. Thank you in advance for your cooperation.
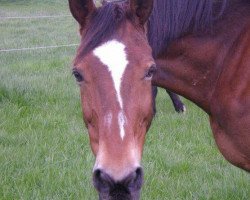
[118,111,126,139]
[93,40,128,139]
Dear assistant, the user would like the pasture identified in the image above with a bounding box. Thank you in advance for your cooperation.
[0,0,249,199]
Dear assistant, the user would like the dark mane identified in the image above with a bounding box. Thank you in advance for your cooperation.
[78,0,231,58]
[148,0,228,57]
[78,2,128,57]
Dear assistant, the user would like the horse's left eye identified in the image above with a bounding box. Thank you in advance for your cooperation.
[72,69,84,82]
[145,65,156,79]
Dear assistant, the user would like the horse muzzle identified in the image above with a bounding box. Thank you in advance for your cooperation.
[93,167,143,200]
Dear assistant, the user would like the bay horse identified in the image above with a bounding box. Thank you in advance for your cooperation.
[68,0,250,199]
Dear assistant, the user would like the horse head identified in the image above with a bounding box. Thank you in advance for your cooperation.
[69,0,154,199]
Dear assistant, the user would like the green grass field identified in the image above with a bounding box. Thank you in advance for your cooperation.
[0,1,249,199]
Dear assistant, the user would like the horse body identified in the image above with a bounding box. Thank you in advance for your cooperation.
[153,1,250,171]
[210,25,250,169]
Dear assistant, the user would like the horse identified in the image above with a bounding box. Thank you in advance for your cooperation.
[68,0,250,199]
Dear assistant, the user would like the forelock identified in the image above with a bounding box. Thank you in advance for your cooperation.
[78,1,130,58]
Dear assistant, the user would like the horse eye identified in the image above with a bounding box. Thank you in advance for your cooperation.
[72,70,83,82]
[145,65,156,79]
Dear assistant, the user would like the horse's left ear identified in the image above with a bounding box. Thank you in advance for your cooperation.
[129,0,154,25]
[68,0,96,29]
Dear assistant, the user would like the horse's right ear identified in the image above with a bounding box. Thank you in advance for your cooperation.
[129,0,154,25]
[68,0,96,28]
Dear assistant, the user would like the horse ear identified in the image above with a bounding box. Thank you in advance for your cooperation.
[68,0,96,28]
[130,0,154,25]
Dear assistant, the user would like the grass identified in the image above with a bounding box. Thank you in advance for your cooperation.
[0,1,249,199]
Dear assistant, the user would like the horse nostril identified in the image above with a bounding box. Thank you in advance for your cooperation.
[93,169,114,193]
[127,167,144,192]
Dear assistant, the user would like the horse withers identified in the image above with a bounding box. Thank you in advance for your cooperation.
[69,0,156,199]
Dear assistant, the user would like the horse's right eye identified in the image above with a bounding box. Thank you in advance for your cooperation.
[72,70,84,82]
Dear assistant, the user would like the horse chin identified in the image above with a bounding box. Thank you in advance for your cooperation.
[98,189,141,200]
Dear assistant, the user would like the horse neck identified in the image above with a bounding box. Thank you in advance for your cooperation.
[153,32,234,113]
[152,2,250,114]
